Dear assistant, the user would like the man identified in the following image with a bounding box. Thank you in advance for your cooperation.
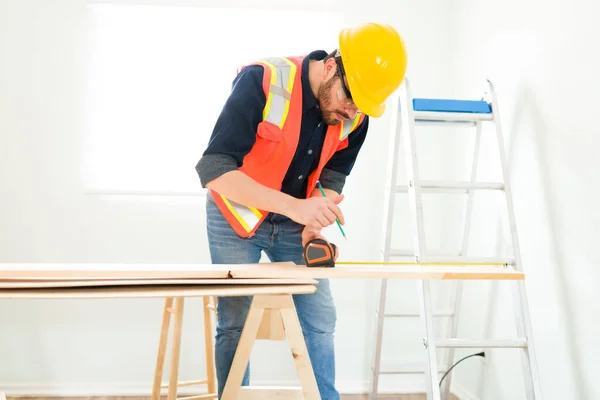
[196,22,407,399]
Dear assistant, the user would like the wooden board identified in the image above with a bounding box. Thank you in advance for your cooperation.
[0,277,318,289]
[228,263,525,280]
[0,283,317,299]
[0,262,290,281]
[0,261,523,284]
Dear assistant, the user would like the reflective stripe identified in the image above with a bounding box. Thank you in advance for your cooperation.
[216,57,297,236]
[220,194,264,233]
[339,114,362,140]
[259,57,297,129]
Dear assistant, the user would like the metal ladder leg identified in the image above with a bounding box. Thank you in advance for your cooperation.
[401,79,441,400]
[487,79,542,399]
[369,91,402,400]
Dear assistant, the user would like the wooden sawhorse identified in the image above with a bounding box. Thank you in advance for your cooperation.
[151,280,322,400]
[0,275,322,400]
[152,295,218,400]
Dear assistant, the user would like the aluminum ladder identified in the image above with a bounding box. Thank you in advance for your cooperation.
[368,78,543,400]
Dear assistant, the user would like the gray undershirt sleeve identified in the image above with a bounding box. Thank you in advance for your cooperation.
[195,153,239,188]
[196,155,348,195]
[318,168,347,194]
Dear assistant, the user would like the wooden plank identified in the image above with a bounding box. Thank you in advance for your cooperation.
[0,263,230,280]
[0,262,295,281]
[0,261,523,282]
[228,263,525,280]
[0,277,317,289]
[0,284,317,299]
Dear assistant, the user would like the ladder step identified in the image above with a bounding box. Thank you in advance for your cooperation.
[412,98,493,123]
[436,339,527,348]
[396,181,504,193]
[385,310,454,318]
[413,98,492,114]
[379,363,448,374]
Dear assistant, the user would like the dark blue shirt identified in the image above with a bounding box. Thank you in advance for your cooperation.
[196,50,369,199]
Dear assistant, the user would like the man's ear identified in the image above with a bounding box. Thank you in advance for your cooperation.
[322,58,337,80]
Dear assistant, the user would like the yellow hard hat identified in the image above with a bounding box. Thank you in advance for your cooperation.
[338,22,408,118]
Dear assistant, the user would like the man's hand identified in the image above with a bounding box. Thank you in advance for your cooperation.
[301,227,339,262]
[301,226,325,247]
[287,195,345,230]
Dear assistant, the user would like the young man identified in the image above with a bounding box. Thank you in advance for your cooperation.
[195,22,407,400]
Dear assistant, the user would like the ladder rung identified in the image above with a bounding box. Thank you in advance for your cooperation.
[385,310,454,318]
[379,363,448,374]
[436,339,527,348]
[396,181,504,193]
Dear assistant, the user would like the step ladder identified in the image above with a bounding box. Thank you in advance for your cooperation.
[368,78,543,400]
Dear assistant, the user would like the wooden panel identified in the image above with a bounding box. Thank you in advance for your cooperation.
[228,263,525,280]
[0,284,317,299]
[0,262,296,280]
[0,278,317,289]
[0,261,522,285]
[0,263,229,280]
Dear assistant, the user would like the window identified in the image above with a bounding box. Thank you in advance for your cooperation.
[83,4,343,195]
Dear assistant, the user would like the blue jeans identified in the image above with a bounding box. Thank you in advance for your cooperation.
[205,193,339,400]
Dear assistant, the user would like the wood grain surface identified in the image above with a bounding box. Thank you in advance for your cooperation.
[0,261,523,283]
[0,283,317,299]
[228,263,524,280]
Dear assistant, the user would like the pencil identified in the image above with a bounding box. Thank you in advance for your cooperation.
[316,181,347,239]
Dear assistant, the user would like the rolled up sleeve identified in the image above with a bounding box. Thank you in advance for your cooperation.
[195,65,266,188]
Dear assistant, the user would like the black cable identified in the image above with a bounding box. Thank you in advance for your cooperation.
[439,351,486,388]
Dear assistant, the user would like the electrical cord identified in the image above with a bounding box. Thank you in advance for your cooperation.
[439,351,486,388]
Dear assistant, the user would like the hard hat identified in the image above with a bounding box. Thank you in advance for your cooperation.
[338,22,408,118]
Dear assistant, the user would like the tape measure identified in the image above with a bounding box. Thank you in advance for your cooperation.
[302,238,509,268]
[303,238,338,268]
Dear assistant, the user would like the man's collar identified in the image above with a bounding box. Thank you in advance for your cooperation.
[301,50,328,113]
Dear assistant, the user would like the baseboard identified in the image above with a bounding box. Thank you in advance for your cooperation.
[452,382,480,400]
[0,380,430,397]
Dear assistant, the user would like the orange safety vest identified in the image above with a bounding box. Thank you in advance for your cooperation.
[210,55,365,238]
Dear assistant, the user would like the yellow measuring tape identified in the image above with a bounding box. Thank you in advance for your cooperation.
[335,261,509,266]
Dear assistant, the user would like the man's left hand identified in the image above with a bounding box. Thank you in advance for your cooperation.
[301,226,326,247]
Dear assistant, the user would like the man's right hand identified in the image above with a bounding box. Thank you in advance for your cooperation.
[287,195,345,230]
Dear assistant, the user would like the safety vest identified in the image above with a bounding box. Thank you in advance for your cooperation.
[210,55,365,238]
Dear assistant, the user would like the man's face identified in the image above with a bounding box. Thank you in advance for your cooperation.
[318,59,359,126]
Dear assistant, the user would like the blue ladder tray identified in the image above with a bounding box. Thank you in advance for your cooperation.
[413,98,492,114]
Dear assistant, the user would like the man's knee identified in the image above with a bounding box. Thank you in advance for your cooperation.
[294,281,337,335]
[216,295,252,335]
[311,300,337,335]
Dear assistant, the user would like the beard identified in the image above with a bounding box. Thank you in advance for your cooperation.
[318,77,350,126]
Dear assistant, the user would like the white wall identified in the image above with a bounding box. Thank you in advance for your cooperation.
[446,0,599,399]
[0,0,456,395]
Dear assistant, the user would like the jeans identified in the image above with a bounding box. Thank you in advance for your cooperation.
[205,193,339,400]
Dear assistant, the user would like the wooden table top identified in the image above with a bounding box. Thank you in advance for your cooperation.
[227,263,524,280]
[0,261,524,292]
[0,283,318,299]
